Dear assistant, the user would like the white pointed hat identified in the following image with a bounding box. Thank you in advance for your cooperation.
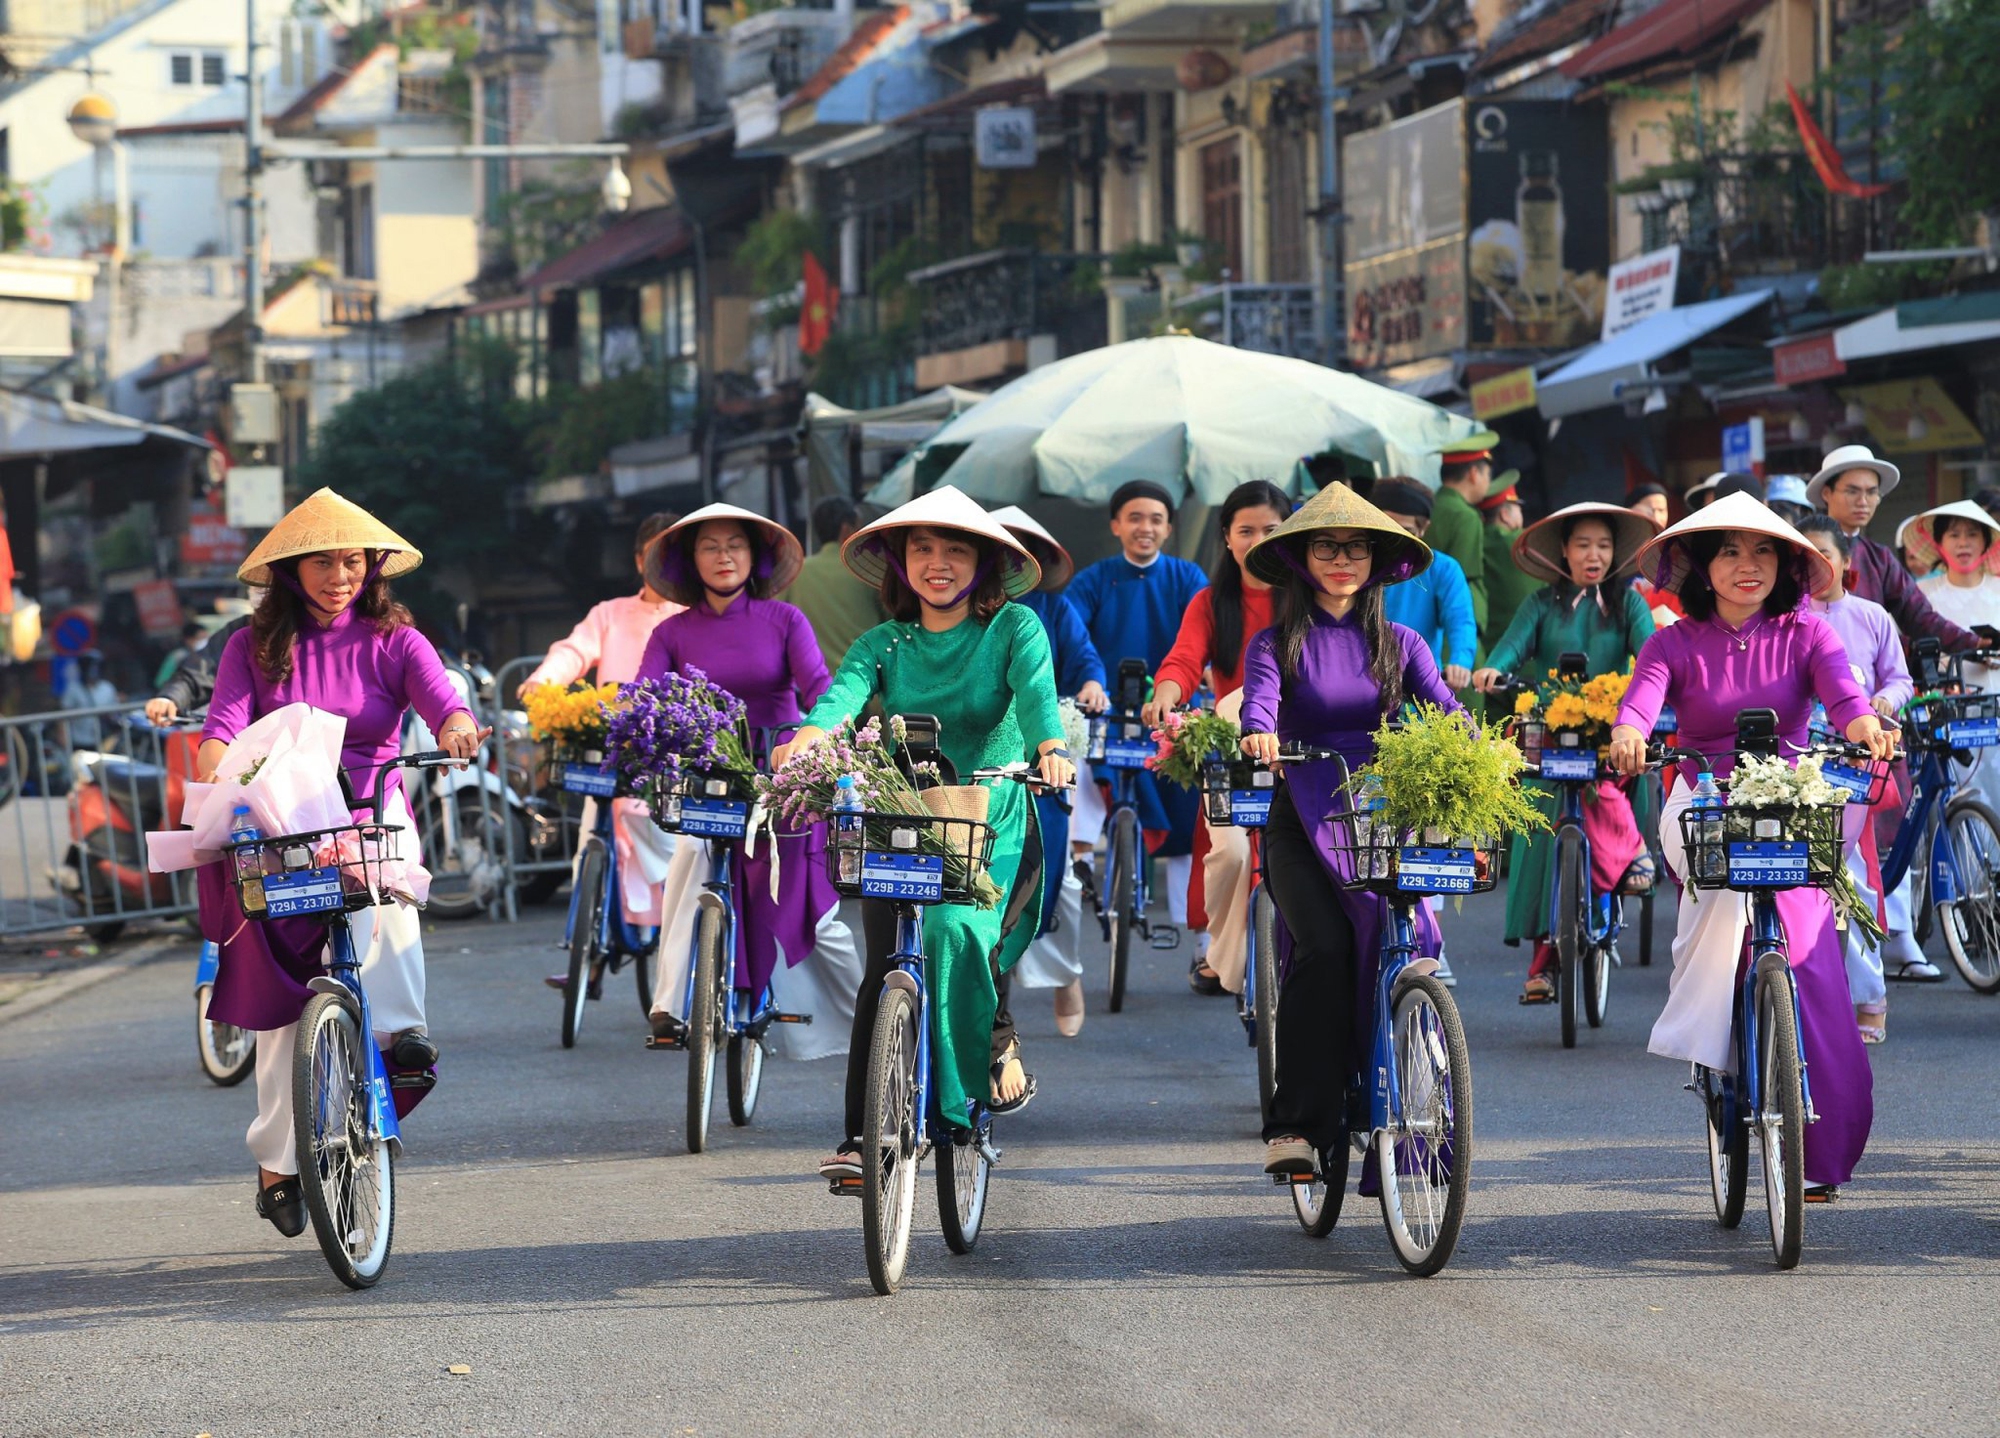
[1512,501,1660,585]
[643,502,804,600]
[1634,489,1834,598]
[843,485,1041,598]
[988,504,1073,590]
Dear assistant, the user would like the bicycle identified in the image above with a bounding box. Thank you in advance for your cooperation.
[1656,711,1888,1270]
[1638,702,1678,969]
[825,744,1053,1295]
[644,764,812,1153]
[193,938,255,1086]
[554,748,657,1047]
[1272,752,1478,1277]
[1496,654,1628,1049]
[223,750,460,1289]
[1080,658,1180,1012]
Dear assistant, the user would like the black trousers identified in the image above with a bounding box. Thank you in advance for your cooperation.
[1261,785,1360,1152]
[840,797,1041,1142]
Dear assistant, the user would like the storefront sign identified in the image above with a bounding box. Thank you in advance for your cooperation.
[180,496,247,568]
[1345,102,1467,368]
[226,466,286,529]
[1773,332,1846,387]
[1722,416,1765,472]
[1465,101,1612,349]
[1838,377,1984,454]
[1471,366,1537,420]
[1602,245,1680,339]
[975,108,1037,169]
[1346,238,1467,372]
[132,579,183,639]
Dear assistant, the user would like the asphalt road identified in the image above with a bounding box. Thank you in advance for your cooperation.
[5,889,2000,1436]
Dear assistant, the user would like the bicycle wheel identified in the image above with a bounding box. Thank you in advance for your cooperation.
[1639,889,1655,966]
[726,1030,765,1128]
[1938,797,2000,994]
[631,925,655,1020]
[561,843,606,1049]
[935,1121,991,1254]
[1106,808,1137,1013]
[1700,1065,1747,1229]
[1912,816,1935,946]
[685,903,725,1154]
[1377,974,1472,1276]
[861,984,921,1295]
[1555,827,1583,1049]
[1292,1134,1349,1238]
[1252,886,1280,1118]
[195,984,255,1087]
[1583,937,1611,1029]
[1754,954,1805,1270]
[293,991,394,1289]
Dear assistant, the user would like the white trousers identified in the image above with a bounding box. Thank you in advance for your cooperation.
[1200,815,1254,992]
[1652,789,1748,1071]
[246,895,426,1174]
[1014,869,1085,988]
[1842,841,1887,1009]
[1071,760,1106,848]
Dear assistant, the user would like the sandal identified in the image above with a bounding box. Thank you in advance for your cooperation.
[1804,1184,1839,1204]
[1188,953,1225,996]
[1519,973,1556,1005]
[818,1145,863,1181]
[255,1175,307,1238]
[1619,853,1657,896]
[1856,1002,1887,1046]
[1263,1135,1315,1175]
[989,1039,1037,1115]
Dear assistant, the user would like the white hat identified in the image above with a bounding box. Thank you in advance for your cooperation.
[1512,502,1660,585]
[1806,443,1901,506]
[1684,471,1727,507]
[1634,489,1834,599]
[843,485,1042,598]
[643,502,804,600]
[1900,499,2000,576]
[989,504,1074,590]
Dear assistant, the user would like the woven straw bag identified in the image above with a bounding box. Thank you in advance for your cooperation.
[919,784,990,862]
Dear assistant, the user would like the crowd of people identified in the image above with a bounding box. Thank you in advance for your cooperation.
[176,433,2000,1234]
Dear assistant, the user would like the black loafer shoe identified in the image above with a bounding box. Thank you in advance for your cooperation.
[389,1029,440,1069]
[255,1175,307,1238]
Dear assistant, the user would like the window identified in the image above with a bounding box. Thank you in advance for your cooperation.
[201,52,226,87]
[1200,136,1243,280]
[169,51,227,87]
[170,53,192,85]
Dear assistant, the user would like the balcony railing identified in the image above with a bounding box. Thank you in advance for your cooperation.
[1168,283,1318,360]
[907,249,1109,361]
[1637,153,1832,277]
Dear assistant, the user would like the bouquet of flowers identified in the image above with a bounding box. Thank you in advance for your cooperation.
[1146,708,1242,790]
[522,680,622,760]
[604,669,755,802]
[1722,753,1882,941]
[1512,666,1633,751]
[1351,703,1548,848]
[756,714,1002,908]
[1057,697,1091,764]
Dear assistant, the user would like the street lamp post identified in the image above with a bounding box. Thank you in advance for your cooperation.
[66,93,128,404]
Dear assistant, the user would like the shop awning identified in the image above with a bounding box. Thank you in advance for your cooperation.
[1536,290,1773,417]
[1834,305,2000,362]
[0,387,212,459]
[1898,293,2000,329]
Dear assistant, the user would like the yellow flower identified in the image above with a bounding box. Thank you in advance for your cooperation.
[1544,694,1589,730]
[1514,690,1538,716]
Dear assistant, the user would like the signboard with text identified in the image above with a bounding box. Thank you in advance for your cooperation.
[975,108,1037,169]
[133,579,184,639]
[1602,245,1681,339]
[1773,332,1845,387]
[1471,366,1538,420]
[1722,416,1765,473]
[1344,102,1467,368]
[180,496,247,568]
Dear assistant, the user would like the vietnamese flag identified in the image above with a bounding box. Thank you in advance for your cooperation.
[799,251,838,357]
[1786,82,1890,199]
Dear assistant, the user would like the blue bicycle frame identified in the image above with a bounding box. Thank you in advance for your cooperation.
[1879,739,1966,903]
[1541,745,1625,956]
[560,793,657,961]
[1093,713,1155,928]
[309,920,406,1152]
[1366,901,1429,1137]
[1704,880,1816,1145]
[193,938,220,991]
[676,832,782,1038]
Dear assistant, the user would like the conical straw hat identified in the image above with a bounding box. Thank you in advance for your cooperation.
[1244,481,1431,588]
[1633,489,1833,598]
[238,487,421,586]
[989,504,1073,590]
[843,485,1041,598]
[642,502,805,599]
[1512,502,1660,585]
[1899,499,2000,575]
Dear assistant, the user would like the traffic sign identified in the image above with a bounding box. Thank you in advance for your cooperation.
[1721,417,1764,474]
[50,608,96,656]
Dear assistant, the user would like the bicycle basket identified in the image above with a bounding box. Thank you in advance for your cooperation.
[557,747,621,799]
[1095,715,1154,771]
[1678,799,1843,892]
[650,769,756,839]
[1925,692,2000,750]
[1201,758,1277,828]
[224,821,408,921]
[1331,810,1495,897]
[825,808,996,905]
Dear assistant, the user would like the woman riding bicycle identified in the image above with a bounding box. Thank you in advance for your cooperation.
[1607,493,1895,1201]
[774,487,1073,1180]
[197,489,487,1237]
[1143,479,1290,997]
[1236,482,1458,1177]
[1471,502,1659,1004]
[636,503,861,1057]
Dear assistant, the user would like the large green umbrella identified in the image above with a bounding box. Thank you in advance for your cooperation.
[867,334,1489,507]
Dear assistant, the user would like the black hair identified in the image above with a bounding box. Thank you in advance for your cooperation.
[252,552,411,685]
[1676,529,1805,621]
[662,518,775,608]
[635,511,678,557]
[1794,513,1852,559]
[811,495,858,547]
[1558,512,1617,548]
[180,621,206,642]
[1712,473,1764,504]
[1272,565,1402,715]
[1371,476,1433,519]
[1208,480,1291,679]
[1439,458,1489,490]
[878,529,1010,623]
[1108,480,1174,522]
[1625,481,1668,504]
[1932,513,1995,546]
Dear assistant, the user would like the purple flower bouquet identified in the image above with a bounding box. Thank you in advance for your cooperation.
[606,669,755,804]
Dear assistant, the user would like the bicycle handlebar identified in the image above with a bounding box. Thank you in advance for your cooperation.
[346,750,469,819]
[969,762,1073,793]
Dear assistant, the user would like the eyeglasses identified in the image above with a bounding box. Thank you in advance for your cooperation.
[1831,483,1881,502]
[1307,537,1375,562]
[695,539,751,557]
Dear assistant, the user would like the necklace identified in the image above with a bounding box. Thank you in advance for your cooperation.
[1717,613,1765,651]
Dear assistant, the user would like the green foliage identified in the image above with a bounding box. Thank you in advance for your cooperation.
[737,209,826,301]
[1818,259,1950,312]
[1149,711,1241,790]
[1108,239,1178,277]
[534,367,681,480]
[1352,704,1549,846]
[490,171,606,273]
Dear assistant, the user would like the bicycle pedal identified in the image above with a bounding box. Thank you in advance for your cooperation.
[773,1012,812,1024]
[1148,924,1182,951]
[643,1035,686,1052]
[828,1177,864,1197]
[389,1072,436,1092]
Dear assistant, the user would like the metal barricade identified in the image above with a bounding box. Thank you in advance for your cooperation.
[0,700,202,940]
[399,659,514,923]
[487,654,590,922]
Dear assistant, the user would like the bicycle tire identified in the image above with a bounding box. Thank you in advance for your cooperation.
[1638,890,1654,966]
[685,903,724,1154]
[293,991,395,1289]
[861,983,921,1295]
[1700,1065,1748,1229]
[1107,808,1137,1013]
[726,1030,764,1127]
[561,843,607,1049]
[1555,827,1583,1049]
[1252,885,1280,1119]
[1377,974,1472,1276]
[1912,816,1934,946]
[195,983,255,1087]
[631,923,655,1020]
[1292,1134,1349,1237]
[1754,954,1804,1270]
[935,1121,990,1254]
[1583,938,1610,1029]
[1938,796,2000,994]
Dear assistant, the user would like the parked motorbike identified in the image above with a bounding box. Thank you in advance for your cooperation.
[51,713,197,941]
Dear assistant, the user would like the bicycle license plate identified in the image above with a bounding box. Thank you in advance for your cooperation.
[561,763,618,798]
[264,864,345,917]
[1396,847,1476,894]
[1229,789,1272,826]
[860,851,943,902]
[679,797,748,839]
[1820,761,1876,804]
[1539,750,1597,782]
[1726,841,1807,887]
[1945,717,2000,748]
[1100,736,1154,770]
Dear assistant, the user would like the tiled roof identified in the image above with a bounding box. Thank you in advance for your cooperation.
[519,206,696,293]
[1474,0,1615,75]
[782,8,908,113]
[1562,0,1767,80]
[274,43,397,128]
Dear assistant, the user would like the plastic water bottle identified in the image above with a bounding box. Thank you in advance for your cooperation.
[231,805,267,915]
[833,775,864,885]
[1690,771,1724,882]
[1352,777,1388,878]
